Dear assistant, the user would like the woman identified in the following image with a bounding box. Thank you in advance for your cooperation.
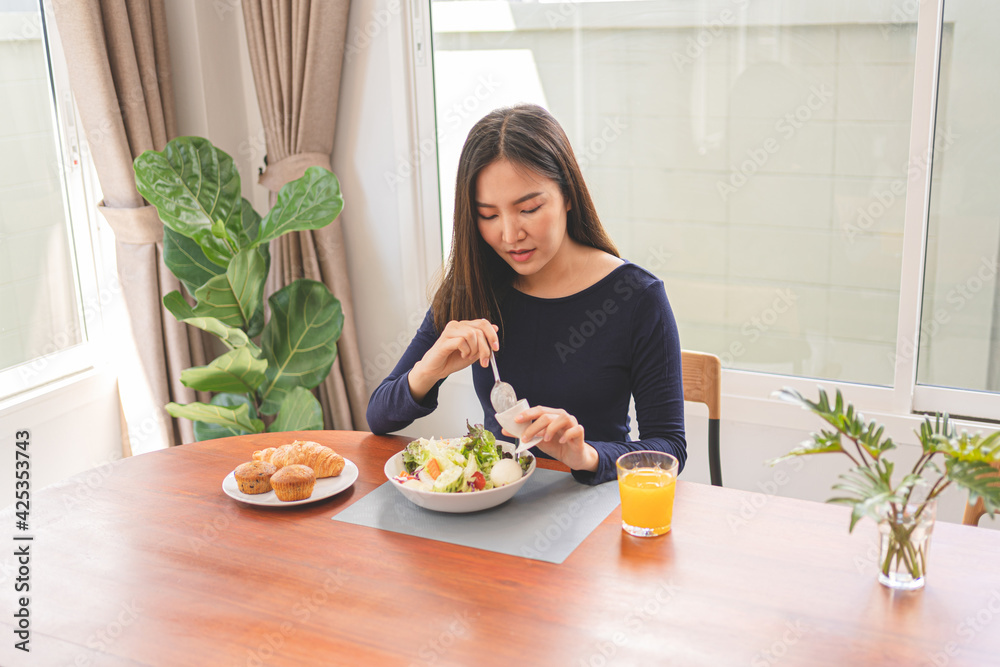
[367,104,686,484]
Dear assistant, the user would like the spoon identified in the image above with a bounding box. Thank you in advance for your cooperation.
[489,352,540,454]
[489,351,517,413]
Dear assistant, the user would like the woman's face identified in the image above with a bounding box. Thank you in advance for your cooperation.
[475,159,572,282]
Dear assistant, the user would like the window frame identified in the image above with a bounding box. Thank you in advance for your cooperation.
[403,0,1000,431]
[0,1,109,401]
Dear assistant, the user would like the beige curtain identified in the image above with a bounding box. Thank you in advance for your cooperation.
[242,0,367,430]
[53,0,207,451]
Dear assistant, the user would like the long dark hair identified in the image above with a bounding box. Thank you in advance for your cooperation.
[431,104,619,331]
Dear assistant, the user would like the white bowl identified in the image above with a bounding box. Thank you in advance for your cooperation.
[383,441,536,513]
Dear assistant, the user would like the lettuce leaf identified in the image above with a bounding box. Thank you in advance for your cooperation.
[432,466,465,493]
[465,421,501,478]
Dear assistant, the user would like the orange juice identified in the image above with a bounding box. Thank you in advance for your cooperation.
[618,467,676,536]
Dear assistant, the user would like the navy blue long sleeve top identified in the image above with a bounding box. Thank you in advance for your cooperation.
[366,262,687,485]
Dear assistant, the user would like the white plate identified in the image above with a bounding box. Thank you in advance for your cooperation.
[383,442,535,513]
[222,459,359,506]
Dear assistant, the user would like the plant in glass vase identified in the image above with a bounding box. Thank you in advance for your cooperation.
[772,387,1000,590]
[132,136,345,439]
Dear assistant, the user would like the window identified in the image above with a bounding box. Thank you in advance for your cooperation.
[917,1,1000,401]
[0,0,106,399]
[417,0,999,421]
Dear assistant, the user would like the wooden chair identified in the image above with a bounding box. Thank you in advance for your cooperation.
[962,461,1000,526]
[681,350,723,486]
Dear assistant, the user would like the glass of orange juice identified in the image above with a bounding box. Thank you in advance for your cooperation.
[616,451,679,537]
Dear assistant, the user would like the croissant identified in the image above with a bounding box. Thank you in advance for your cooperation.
[252,440,345,478]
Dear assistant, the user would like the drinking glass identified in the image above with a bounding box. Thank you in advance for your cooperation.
[616,451,679,537]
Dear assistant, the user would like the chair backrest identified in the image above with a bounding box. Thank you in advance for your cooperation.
[681,350,722,485]
[681,350,721,420]
[962,461,1000,526]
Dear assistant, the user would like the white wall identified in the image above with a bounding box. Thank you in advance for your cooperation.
[0,372,121,502]
[164,0,270,212]
[332,0,483,442]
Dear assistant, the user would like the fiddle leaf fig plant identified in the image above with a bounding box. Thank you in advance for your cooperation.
[134,136,344,439]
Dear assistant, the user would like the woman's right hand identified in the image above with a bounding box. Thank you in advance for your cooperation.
[408,319,499,403]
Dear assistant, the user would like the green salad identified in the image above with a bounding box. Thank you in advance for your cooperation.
[393,423,531,493]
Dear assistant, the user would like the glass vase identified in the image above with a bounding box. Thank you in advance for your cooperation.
[877,499,937,591]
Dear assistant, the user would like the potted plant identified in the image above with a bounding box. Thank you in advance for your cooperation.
[133,137,345,439]
[772,387,1000,590]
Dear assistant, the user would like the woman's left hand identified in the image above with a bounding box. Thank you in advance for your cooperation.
[501,406,599,472]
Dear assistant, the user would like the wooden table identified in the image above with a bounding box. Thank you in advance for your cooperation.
[2,431,999,666]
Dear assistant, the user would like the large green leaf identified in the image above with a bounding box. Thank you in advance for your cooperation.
[256,167,344,245]
[269,386,324,432]
[133,137,241,266]
[774,387,895,461]
[192,273,245,328]
[166,401,264,434]
[225,197,263,249]
[189,247,266,331]
[917,413,957,454]
[946,459,1000,518]
[171,315,261,356]
[180,347,267,393]
[941,430,1000,463]
[768,430,843,465]
[258,280,343,414]
[829,462,900,532]
[193,393,259,441]
[161,198,270,298]
[234,199,272,327]
[165,267,268,339]
[163,291,196,320]
[163,225,226,294]
[245,301,266,339]
[227,248,266,326]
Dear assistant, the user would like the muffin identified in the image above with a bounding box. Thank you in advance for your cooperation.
[271,464,316,502]
[234,461,278,495]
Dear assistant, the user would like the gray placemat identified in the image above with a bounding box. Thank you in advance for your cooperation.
[331,469,621,564]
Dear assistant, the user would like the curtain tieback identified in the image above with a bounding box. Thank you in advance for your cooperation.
[98,202,164,244]
[258,152,332,193]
